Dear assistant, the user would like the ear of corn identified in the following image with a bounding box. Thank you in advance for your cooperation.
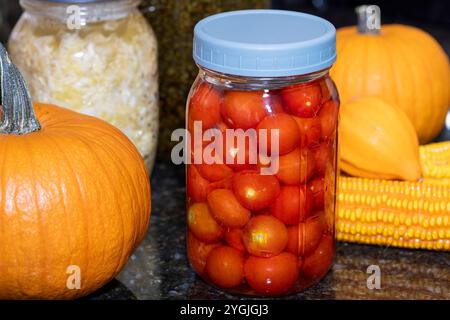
[420,141,450,179]
[336,176,450,251]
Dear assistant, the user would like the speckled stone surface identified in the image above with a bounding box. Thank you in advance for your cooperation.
[116,161,450,300]
[87,280,136,300]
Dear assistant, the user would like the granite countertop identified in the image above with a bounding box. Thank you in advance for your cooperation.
[114,161,450,300]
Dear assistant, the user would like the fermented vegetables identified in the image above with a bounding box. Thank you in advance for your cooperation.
[9,3,159,172]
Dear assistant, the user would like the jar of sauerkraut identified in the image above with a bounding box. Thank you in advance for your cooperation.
[9,0,159,173]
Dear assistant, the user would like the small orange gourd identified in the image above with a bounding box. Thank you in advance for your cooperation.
[339,96,422,181]
[331,5,450,143]
[0,45,151,299]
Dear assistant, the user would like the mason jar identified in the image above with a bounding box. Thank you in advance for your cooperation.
[186,10,339,296]
[139,0,269,157]
[8,0,159,173]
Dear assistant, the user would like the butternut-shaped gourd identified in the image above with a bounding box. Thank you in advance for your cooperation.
[331,5,450,143]
[340,97,422,181]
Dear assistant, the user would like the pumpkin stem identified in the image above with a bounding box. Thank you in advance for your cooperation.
[0,43,40,135]
[356,5,381,34]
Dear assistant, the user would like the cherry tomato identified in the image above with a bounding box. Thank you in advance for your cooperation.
[319,77,339,104]
[195,163,233,182]
[187,232,219,276]
[265,94,286,115]
[244,253,299,295]
[222,131,257,171]
[189,82,222,130]
[302,235,334,279]
[298,256,304,272]
[286,226,299,255]
[277,148,315,185]
[308,176,325,210]
[232,171,280,211]
[281,83,322,118]
[271,185,312,225]
[286,215,325,256]
[319,100,339,141]
[256,113,301,155]
[187,165,210,202]
[243,215,288,257]
[300,215,326,256]
[312,143,331,176]
[221,91,267,129]
[224,228,245,252]
[188,203,223,243]
[214,121,230,133]
[209,176,233,192]
[207,189,251,228]
[293,116,322,148]
[206,246,244,288]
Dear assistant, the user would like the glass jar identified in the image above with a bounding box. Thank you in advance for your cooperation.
[139,0,269,158]
[186,10,339,296]
[8,0,159,173]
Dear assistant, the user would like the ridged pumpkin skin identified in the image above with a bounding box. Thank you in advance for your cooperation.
[331,25,450,143]
[340,97,422,181]
[0,103,151,299]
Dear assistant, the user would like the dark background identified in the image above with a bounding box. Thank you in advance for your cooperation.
[1,0,449,50]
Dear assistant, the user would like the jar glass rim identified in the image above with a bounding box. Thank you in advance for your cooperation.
[19,0,140,21]
[198,65,330,90]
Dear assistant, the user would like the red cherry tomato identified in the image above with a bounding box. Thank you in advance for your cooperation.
[265,94,286,115]
[308,176,325,210]
[281,83,322,118]
[209,176,233,192]
[285,215,325,256]
[188,203,223,243]
[277,148,315,185]
[300,215,326,256]
[293,116,322,148]
[256,113,301,155]
[232,171,280,211]
[207,189,251,228]
[221,91,267,129]
[319,100,339,141]
[206,246,244,288]
[222,131,258,171]
[312,143,332,176]
[243,215,288,257]
[189,82,222,130]
[271,185,312,225]
[244,252,299,295]
[195,163,233,182]
[187,165,210,202]
[224,228,245,252]
[286,226,299,255]
[319,76,339,104]
[187,232,219,276]
[302,235,334,279]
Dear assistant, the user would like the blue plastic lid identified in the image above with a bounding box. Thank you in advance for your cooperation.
[193,9,336,77]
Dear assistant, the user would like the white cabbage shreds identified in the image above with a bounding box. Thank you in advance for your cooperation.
[9,12,159,172]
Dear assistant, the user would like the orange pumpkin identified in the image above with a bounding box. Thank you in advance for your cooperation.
[0,45,151,299]
[330,5,450,143]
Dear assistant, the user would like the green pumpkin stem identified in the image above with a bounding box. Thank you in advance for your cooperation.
[0,43,41,135]
[356,5,381,34]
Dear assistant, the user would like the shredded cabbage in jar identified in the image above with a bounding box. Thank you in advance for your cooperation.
[8,11,159,172]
